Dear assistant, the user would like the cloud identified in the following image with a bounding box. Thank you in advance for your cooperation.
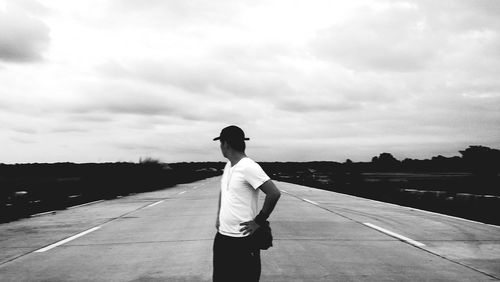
[278,97,360,113]
[49,127,89,134]
[10,126,38,134]
[56,76,267,125]
[66,114,114,123]
[0,2,50,62]
[12,0,51,16]
[311,2,439,72]
[10,136,37,144]
[109,0,257,27]
[69,83,181,116]
[97,54,293,100]
[310,0,500,75]
[1,0,499,163]
[115,142,163,152]
[420,0,500,32]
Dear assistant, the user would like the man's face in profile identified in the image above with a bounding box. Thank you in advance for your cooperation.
[219,140,228,158]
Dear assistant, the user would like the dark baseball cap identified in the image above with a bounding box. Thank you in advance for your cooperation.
[213,125,250,141]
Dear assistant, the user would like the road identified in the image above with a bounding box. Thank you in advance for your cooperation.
[0,177,499,281]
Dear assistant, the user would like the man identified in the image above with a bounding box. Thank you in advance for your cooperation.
[213,125,281,282]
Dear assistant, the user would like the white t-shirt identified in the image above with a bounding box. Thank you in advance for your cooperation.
[219,157,270,237]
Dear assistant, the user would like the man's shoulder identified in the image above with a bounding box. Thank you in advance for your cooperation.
[241,157,259,167]
[240,158,267,173]
[240,157,270,186]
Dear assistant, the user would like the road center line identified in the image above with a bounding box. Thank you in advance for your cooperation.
[145,200,164,208]
[34,226,101,253]
[363,222,425,247]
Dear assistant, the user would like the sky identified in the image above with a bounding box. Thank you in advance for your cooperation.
[1,0,499,164]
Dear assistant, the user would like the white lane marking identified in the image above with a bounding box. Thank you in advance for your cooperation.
[280,189,288,193]
[34,226,101,253]
[145,200,164,208]
[277,181,500,229]
[178,191,186,195]
[68,200,105,209]
[334,190,500,229]
[303,198,319,206]
[363,223,425,247]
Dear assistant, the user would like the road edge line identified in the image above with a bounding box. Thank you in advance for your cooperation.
[30,210,57,217]
[68,200,105,210]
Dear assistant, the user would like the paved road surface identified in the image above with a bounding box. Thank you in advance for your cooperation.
[1,177,499,281]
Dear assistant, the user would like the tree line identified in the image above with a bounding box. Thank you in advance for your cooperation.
[0,160,224,222]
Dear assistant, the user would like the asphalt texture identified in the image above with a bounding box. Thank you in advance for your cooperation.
[0,177,499,281]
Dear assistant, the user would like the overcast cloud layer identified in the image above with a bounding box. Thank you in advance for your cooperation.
[1,0,499,163]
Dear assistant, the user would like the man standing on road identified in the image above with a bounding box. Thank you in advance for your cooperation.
[213,125,281,282]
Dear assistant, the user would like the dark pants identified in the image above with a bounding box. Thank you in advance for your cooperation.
[213,232,261,282]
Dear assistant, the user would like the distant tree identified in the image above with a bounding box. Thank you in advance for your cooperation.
[429,155,464,171]
[459,146,500,175]
[139,157,161,164]
[402,158,417,170]
[431,155,446,161]
[371,153,401,171]
[379,153,399,163]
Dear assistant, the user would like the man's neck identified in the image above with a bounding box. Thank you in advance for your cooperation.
[227,151,247,167]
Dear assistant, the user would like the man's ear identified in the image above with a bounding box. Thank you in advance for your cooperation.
[221,140,232,150]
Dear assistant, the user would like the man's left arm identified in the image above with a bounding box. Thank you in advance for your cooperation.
[240,180,281,235]
[255,180,281,223]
